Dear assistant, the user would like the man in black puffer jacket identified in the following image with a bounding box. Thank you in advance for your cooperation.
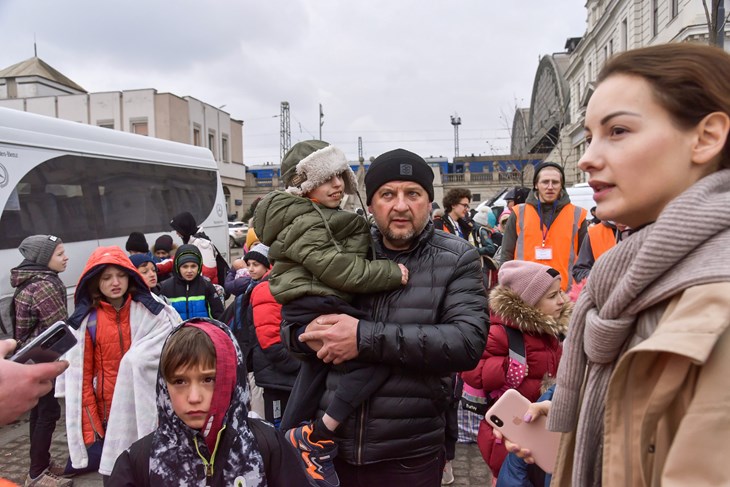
[283,148,488,486]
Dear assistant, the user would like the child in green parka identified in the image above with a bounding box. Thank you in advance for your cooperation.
[253,140,408,487]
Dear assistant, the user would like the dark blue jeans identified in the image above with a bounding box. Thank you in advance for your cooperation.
[29,386,61,478]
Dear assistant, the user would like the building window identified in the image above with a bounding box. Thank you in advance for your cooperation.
[208,131,216,159]
[652,0,659,37]
[609,39,614,56]
[193,125,201,146]
[97,120,114,129]
[221,136,229,162]
[131,120,148,136]
[621,18,628,50]
[588,62,593,81]
[671,0,679,19]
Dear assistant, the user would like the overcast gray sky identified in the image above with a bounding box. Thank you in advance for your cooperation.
[0,1,587,165]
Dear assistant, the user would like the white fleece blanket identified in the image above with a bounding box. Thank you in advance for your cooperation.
[58,301,179,475]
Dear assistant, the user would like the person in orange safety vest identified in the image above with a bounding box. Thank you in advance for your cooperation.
[572,220,628,282]
[496,162,588,291]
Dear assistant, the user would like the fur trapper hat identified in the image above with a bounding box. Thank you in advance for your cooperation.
[281,140,357,197]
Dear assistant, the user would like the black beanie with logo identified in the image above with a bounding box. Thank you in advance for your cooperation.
[364,149,434,205]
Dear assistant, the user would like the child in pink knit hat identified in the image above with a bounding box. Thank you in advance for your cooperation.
[461,260,572,480]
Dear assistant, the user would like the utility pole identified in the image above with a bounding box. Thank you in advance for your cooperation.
[358,136,363,163]
[450,113,461,159]
[718,0,725,48]
[319,103,324,140]
[280,101,291,162]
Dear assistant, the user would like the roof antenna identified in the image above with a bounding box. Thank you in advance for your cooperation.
[34,33,37,57]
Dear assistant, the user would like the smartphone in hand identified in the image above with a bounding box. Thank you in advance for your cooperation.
[485,389,560,474]
[9,321,77,365]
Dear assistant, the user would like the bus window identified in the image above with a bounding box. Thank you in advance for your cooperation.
[0,154,218,249]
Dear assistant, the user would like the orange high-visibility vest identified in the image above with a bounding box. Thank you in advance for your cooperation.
[514,203,587,291]
[588,223,616,261]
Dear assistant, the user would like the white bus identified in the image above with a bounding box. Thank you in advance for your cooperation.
[0,107,228,335]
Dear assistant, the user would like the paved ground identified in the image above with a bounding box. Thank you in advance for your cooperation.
[0,401,492,485]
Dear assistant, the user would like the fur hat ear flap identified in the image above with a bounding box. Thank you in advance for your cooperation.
[340,166,359,195]
[287,144,358,196]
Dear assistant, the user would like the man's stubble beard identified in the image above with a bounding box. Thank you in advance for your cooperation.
[380,215,429,249]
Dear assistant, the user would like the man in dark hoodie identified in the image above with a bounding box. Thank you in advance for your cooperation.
[159,244,224,321]
[11,234,71,486]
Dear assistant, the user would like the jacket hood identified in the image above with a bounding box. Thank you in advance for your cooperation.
[158,319,238,453]
[68,246,162,328]
[150,318,266,486]
[189,235,212,250]
[489,285,571,337]
[10,261,57,288]
[173,244,203,280]
[170,211,198,239]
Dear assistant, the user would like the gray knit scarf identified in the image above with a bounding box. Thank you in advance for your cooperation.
[548,169,730,486]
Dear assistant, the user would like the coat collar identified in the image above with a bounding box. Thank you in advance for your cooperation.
[628,282,730,365]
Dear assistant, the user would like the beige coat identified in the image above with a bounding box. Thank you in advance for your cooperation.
[552,282,730,486]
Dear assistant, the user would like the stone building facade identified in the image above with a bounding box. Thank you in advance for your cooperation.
[0,56,247,218]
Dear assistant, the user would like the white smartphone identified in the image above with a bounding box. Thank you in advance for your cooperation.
[484,389,561,474]
[9,321,77,365]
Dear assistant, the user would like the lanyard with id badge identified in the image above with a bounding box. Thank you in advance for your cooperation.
[535,201,556,261]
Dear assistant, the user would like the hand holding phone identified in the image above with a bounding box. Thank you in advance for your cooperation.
[0,339,69,425]
[485,389,560,473]
[9,321,77,365]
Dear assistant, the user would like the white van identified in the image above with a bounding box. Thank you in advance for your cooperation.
[0,107,228,334]
[565,182,596,213]
[476,183,595,222]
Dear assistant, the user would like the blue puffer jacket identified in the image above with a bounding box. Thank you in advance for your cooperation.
[159,245,224,321]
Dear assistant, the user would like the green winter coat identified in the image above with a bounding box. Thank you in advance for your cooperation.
[253,190,403,305]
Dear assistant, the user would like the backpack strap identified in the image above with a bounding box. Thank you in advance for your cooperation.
[504,325,525,364]
[10,276,43,341]
[461,325,527,415]
[86,309,98,345]
[247,417,272,471]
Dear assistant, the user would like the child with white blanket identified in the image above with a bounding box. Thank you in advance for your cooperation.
[58,246,179,476]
